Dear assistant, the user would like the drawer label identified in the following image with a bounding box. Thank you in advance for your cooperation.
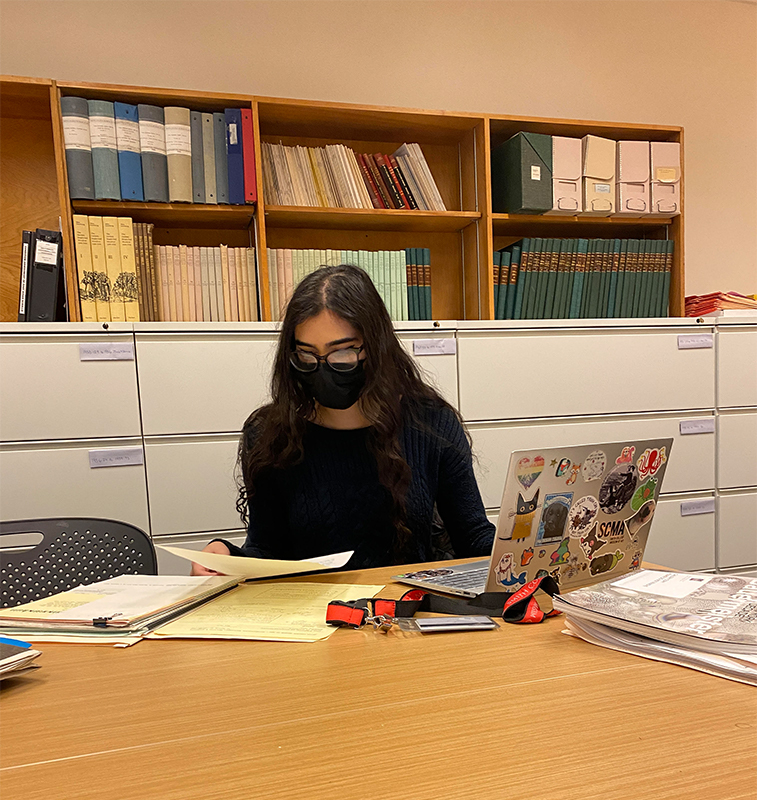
[680,498,715,517]
[80,342,135,361]
[413,338,456,356]
[89,447,144,469]
[679,418,716,435]
[677,334,713,350]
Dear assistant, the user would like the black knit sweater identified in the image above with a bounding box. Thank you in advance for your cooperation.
[220,401,495,570]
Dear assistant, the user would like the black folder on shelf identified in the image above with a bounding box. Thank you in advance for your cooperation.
[25,229,67,322]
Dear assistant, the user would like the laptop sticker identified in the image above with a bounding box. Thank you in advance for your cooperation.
[579,523,606,559]
[567,495,600,537]
[507,490,540,540]
[581,450,607,482]
[616,446,636,465]
[625,499,656,539]
[536,567,561,584]
[536,492,573,544]
[521,547,535,566]
[566,464,580,485]
[494,553,527,587]
[637,447,667,480]
[549,537,571,565]
[630,551,642,570]
[590,549,624,576]
[516,456,544,490]
[631,477,658,510]
[563,554,589,581]
[555,457,572,477]
[597,518,627,543]
[598,462,638,514]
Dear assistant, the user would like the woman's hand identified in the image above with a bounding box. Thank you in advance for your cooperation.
[190,540,231,576]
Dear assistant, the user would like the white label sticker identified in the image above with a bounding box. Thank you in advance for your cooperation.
[228,123,238,146]
[79,342,135,361]
[89,115,117,150]
[164,123,191,157]
[115,118,140,153]
[89,447,144,469]
[679,418,716,435]
[678,334,714,350]
[530,165,541,181]
[139,120,166,155]
[19,242,29,313]
[62,115,91,150]
[612,570,714,598]
[680,498,716,517]
[35,240,59,265]
[413,338,456,356]
[594,183,611,193]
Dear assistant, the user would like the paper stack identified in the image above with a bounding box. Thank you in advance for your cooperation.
[0,637,42,680]
[554,569,757,685]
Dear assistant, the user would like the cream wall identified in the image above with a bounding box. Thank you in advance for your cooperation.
[1,0,755,297]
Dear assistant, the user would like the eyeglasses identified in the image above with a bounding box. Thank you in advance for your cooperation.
[290,345,364,373]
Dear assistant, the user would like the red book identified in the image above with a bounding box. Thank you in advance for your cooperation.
[375,153,409,208]
[357,154,386,209]
[240,109,257,203]
[365,154,396,209]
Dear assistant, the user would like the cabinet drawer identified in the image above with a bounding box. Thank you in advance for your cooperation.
[0,442,149,532]
[470,414,714,510]
[0,335,141,442]
[398,333,458,409]
[136,334,277,436]
[718,412,757,489]
[719,491,757,569]
[144,437,241,535]
[642,495,715,571]
[458,329,715,421]
[718,329,757,408]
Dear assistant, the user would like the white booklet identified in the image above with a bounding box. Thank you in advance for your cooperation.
[158,545,354,579]
[553,569,757,654]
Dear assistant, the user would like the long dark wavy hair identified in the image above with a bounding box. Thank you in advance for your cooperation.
[236,263,459,558]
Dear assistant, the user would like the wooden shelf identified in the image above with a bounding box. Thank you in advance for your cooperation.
[263,206,480,233]
[492,213,673,237]
[71,200,255,228]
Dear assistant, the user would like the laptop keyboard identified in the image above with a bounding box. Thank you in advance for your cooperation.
[435,567,488,589]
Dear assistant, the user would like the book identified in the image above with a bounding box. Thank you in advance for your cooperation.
[88,99,120,200]
[201,113,217,204]
[164,106,193,203]
[213,112,230,204]
[60,96,95,199]
[247,248,259,321]
[87,216,111,321]
[225,109,245,205]
[213,248,225,320]
[102,217,126,322]
[220,244,232,320]
[240,109,257,203]
[25,230,64,322]
[116,217,140,321]
[138,104,169,203]
[190,111,205,203]
[113,102,144,201]
[497,248,511,321]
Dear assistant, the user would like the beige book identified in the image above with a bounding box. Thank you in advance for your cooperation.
[87,216,112,322]
[346,148,373,208]
[164,246,177,321]
[157,245,169,322]
[247,248,259,321]
[101,217,126,322]
[219,244,232,320]
[192,247,203,321]
[171,247,183,320]
[179,244,191,320]
[227,247,239,322]
[116,217,140,322]
[237,248,249,322]
[145,224,159,321]
[214,247,226,321]
[133,223,148,320]
[186,245,197,322]
[164,106,192,203]
[206,247,218,321]
[199,247,212,322]
[72,215,98,322]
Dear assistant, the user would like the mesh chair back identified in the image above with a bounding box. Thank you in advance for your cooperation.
[0,518,157,608]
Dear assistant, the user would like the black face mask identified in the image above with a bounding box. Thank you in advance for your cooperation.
[297,362,366,410]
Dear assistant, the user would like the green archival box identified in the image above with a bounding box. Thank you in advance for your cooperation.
[491,132,553,214]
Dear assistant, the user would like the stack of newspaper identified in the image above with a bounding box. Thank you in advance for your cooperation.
[554,570,757,686]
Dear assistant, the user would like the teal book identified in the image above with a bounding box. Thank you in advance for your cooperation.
[553,238,570,319]
[610,239,627,317]
[505,241,522,320]
[660,240,674,316]
[579,240,593,318]
[496,248,511,320]
[410,247,420,320]
[493,250,501,317]
[533,238,550,318]
[564,239,579,319]
[512,239,530,320]
[398,250,409,321]
[652,240,666,317]
[631,240,648,317]
[639,240,655,317]
[403,249,414,320]
[621,239,638,318]
[543,238,560,319]
[523,237,543,319]
[422,247,432,319]
[590,240,605,318]
[599,239,614,318]
[568,239,587,318]
[88,99,120,200]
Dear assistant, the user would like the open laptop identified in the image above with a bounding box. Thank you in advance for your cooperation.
[393,437,674,598]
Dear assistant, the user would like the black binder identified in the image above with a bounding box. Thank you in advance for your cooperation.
[26,229,66,322]
[16,230,34,321]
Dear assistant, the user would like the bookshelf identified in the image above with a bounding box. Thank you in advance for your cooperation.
[0,75,685,322]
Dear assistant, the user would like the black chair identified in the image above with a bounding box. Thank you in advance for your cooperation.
[0,518,157,608]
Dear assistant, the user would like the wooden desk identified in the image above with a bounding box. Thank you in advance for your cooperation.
[1,563,755,800]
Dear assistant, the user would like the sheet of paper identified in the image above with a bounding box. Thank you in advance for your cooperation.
[148,582,384,642]
[158,545,353,578]
[611,570,714,599]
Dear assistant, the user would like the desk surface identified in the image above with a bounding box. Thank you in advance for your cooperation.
[1,563,755,800]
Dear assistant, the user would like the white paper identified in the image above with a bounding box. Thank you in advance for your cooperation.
[679,418,716,435]
[139,120,166,155]
[594,183,611,193]
[89,115,117,150]
[228,123,238,146]
[79,342,135,361]
[115,118,140,153]
[89,447,144,469]
[62,116,91,150]
[680,498,716,517]
[35,240,59,266]
[530,165,541,181]
[164,123,191,157]
[611,570,714,599]
[678,334,713,350]
[158,545,354,578]
[413,338,456,356]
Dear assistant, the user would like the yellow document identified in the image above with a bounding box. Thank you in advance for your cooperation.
[148,582,385,642]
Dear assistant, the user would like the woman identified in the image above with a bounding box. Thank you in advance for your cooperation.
[192,264,494,574]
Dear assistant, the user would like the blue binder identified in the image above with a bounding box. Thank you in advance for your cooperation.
[225,109,245,205]
[114,102,144,201]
